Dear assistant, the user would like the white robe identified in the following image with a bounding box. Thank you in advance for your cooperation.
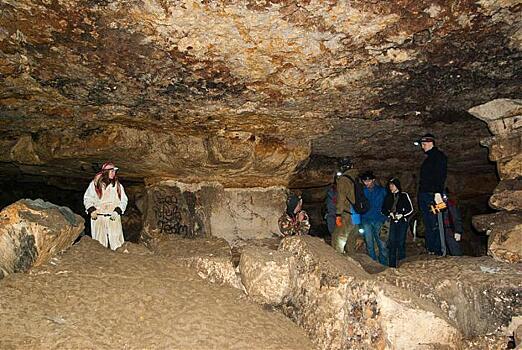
[83,181,128,250]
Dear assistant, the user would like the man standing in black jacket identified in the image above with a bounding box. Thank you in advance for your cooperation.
[417,133,447,255]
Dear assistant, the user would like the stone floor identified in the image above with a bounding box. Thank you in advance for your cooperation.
[0,237,313,350]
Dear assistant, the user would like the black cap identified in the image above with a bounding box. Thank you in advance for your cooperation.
[360,171,375,180]
[420,133,435,143]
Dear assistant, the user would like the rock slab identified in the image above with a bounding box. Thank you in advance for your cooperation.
[142,181,285,243]
[378,256,522,338]
[240,246,295,305]
[278,236,461,350]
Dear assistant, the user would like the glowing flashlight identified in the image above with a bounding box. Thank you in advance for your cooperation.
[336,171,342,176]
[413,141,420,146]
[358,228,365,234]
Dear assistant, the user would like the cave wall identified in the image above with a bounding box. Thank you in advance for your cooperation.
[0,0,518,250]
[470,99,522,263]
[0,127,310,188]
[141,181,286,243]
[0,175,287,244]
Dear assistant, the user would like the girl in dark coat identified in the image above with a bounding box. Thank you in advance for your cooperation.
[381,178,413,267]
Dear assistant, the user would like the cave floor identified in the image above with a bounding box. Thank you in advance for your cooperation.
[0,238,313,350]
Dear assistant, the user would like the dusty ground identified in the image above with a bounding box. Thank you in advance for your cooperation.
[0,237,314,350]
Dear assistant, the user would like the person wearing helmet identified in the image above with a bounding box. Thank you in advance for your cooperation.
[83,162,128,250]
[332,157,358,254]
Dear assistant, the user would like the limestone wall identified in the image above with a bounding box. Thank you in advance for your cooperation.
[469,99,522,263]
[141,181,286,243]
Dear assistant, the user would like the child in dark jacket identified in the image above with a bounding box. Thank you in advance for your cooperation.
[442,190,463,256]
[381,178,414,268]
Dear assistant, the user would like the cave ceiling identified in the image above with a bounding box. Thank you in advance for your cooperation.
[0,0,521,187]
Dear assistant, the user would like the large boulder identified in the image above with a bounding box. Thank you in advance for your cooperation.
[0,199,84,277]
[473,211,522,263]
[209,186,286,242]
[141,183,210,239]
[278,236,461,350]
[377,256,522,337]
[239,246,295,305]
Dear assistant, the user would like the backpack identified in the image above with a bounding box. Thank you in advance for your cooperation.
[343,175,370,214]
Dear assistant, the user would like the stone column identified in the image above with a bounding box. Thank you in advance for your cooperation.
[469,99,522,263]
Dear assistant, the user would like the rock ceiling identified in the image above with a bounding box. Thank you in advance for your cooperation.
[0,0,520,186]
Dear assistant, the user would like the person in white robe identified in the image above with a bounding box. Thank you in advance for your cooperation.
[84,162,128,250]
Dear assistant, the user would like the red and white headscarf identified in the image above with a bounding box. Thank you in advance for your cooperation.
[93,161,121,199]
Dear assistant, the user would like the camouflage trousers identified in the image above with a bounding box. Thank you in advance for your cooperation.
[332,214,358,254]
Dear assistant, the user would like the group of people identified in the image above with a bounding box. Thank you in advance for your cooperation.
[328,159,418,268]
[86,134,462,265]
[278,133,464,268]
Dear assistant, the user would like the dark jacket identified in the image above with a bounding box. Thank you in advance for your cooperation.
[443,198,463,234]
[382,191,414,222]
[419,147,447,193]
[361,185,387,224]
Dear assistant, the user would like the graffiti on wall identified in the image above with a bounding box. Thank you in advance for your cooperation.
[151,188,204,238]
